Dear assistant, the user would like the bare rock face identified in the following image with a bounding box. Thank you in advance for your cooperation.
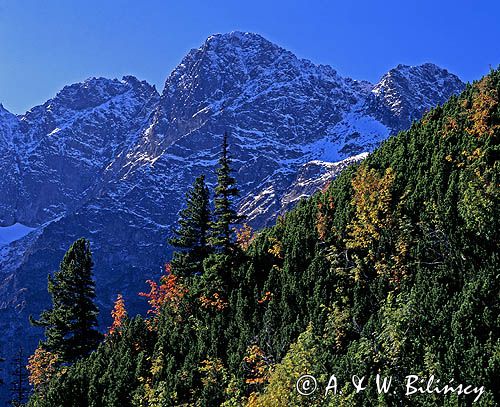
[0,32,464,394]
[279,153,369,214]
[366,63,464,130]
[0,105,22,227]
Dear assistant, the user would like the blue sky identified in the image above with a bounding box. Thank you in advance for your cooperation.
[1,0,499,113]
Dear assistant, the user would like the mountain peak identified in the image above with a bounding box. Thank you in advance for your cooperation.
[196,31,289,63]
[51,77,141,108]
[384,62,462,83]
[20,76,158,125]
[0,103,19,126]
[161,31,340,99]
[0,102,19,144]
[202,31,276,50]
[368,62,465,129]
[205,31,268,44]
[121,75,157,91]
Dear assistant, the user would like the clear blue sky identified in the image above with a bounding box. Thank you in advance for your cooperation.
[1,0,498,114]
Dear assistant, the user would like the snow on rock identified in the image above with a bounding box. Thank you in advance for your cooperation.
[366,63,464,130]
[280,153,369,212]
[0,223,35,246]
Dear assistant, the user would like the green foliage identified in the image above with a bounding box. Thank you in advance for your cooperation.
[30,238,102,364]
[209,132,243,253]
[249,324,323,406]
[169,174,211,278]
[28,317,153,407]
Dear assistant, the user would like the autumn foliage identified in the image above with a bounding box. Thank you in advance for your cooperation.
[107,294,127,336]
[267,237,283,259]
[316,194,335,241]
[257,291,273,304]
[236,223,255,251]
[26,347,60,391]
[346,165,395,250]
[466,76,499,138]
[199,292,228,311]
[139,263,187,318]
[243,345,271,385]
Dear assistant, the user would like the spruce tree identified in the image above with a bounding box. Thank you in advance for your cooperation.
[169,174,211,277]
[196,132,244,363]
[31,238,102,363]
[9,347,29,406]
[209,132,242,253]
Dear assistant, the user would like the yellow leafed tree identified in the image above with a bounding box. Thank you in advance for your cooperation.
[346,166,395,250]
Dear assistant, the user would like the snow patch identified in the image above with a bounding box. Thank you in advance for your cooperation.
[0,223,35,247]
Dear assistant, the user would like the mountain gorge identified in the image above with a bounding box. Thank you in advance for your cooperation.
[0,32,465,391]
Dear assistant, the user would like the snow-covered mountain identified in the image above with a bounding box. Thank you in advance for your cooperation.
[0,32,464,390]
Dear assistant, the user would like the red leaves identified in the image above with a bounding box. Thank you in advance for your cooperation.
[139,263,187,317]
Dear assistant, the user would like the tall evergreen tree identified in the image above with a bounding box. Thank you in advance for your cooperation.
[30,238,102,363]
[209,132,242,253]
[9,347,29,406]
[169,174,211,277]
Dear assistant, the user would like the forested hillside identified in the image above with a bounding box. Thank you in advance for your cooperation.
[26,69,499,406]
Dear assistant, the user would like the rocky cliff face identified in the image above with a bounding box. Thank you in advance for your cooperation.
[0,76,159,226]
[0,32,464,392]
[366,62,465,130]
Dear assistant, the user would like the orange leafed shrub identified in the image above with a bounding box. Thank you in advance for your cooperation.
[26,347,60,390]
[107,293,127,336]
[243,345,271,385]
[321,181,332,193]
[442,116,459,138]
[316,202,328,242]
[139,263,187,316]
[316,195,335,242]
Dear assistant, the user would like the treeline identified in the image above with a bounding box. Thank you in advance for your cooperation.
[22,69,500,406]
